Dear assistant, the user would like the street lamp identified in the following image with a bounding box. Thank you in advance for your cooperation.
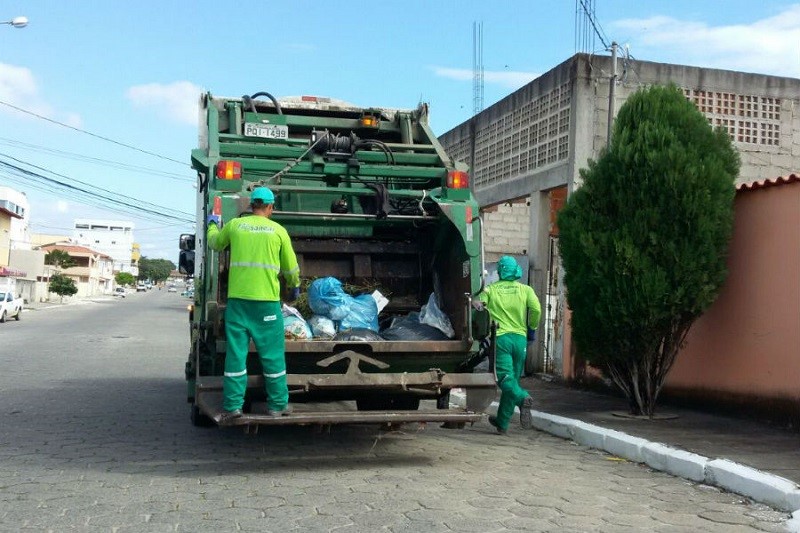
[1,16,28,28]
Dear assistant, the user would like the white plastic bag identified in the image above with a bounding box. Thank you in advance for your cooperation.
[282,304,312,339]
[419,292,454,338]
[309,315,336,339]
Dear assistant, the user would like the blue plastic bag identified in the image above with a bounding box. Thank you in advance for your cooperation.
[308,277,351,321]
[307,277,379,332]
[339,294,379,332]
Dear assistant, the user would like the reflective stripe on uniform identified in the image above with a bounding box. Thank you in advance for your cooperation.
[281,266,299,275]
[224,369,248,377]
[264,370,286,379]
[230,261,280,271]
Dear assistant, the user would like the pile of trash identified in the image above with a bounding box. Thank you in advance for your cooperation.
[282,276,455,341]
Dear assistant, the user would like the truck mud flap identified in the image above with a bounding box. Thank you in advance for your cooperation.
[195,391,485,427]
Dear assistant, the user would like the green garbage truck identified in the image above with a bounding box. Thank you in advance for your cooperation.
[180,91,495,428]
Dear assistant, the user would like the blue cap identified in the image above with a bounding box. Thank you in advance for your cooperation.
[251,187,275,204]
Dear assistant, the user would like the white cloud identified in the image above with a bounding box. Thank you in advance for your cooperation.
[125,81,203,126]
[431,66,539,89]
[0,63,83,125]
[56,200,69,213]
[63,112,83,129]
[611,5,800,77]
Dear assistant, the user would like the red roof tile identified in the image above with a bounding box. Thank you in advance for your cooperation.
[39,244,113,260]
[737,174,800,191]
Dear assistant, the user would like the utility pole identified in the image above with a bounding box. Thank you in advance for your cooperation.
[607,41,618,148]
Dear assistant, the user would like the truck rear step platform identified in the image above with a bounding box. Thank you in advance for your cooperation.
[196,392,485,427]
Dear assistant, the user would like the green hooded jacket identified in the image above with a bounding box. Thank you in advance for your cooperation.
[479,281,541,337]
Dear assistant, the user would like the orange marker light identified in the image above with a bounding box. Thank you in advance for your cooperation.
[216,160,242,180]
[447,170,469,189]
[360,115,379,128]
[213,196,222,216]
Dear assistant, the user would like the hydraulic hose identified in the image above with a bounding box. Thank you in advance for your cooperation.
[242,91,283,115]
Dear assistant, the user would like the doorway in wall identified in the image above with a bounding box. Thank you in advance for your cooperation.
[542,186,568,374]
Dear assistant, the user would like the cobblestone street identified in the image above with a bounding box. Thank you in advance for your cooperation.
[0,293,790,532]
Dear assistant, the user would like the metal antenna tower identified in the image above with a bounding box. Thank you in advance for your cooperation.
[473,21,484,115]
[575,0,599,53]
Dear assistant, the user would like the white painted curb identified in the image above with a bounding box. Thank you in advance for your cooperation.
[705,459,800,513]
[450,390,800,516]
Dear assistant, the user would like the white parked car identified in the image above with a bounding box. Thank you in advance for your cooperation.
[114,287,127,298]
[0,291,22,322]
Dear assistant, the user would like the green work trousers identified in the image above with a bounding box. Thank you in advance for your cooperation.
[494,333,530,431]
[223,299,288,412]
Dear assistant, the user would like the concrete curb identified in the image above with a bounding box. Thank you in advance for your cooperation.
[450,390,800,520]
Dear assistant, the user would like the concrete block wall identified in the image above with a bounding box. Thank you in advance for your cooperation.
[583,55,800,184]
[482,200,530,260]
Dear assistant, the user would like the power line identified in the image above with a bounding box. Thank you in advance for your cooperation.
[0,137,193,182]
[577,0,610,50]
[0,152,193,217]
[0,99,188,167]
[0,155,194,224]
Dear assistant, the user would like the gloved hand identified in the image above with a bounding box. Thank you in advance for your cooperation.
[527,328,536,342]
[206,214,221,227]
[287,287,301,303]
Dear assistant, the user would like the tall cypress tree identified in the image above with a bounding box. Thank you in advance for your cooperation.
[558,84,739,416]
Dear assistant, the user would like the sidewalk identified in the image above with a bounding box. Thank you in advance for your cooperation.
[507,376,800,517]
[25,296,111,311]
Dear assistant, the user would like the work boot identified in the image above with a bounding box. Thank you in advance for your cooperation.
[519,396,535,429]
[267,405,293,417]
[488,415,507,435]
[219,409,243,423]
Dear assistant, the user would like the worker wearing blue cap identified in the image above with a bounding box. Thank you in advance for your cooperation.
[477,255,541,434]
[206,186,301,421]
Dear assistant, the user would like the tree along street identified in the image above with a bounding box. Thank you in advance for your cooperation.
[0,292,789,532]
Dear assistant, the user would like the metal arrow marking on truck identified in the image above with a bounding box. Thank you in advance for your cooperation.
[316,351,390,375]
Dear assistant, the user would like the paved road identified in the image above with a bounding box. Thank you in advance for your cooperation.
[0,292,790,532]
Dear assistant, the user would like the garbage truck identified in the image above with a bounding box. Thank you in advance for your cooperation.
[180,91,496,428]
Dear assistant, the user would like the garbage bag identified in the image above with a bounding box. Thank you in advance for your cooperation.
[333,328,384,342]
[419,292,455,338]
[381,312,450,341]
[339,294,379,332]
[284,316,313,339]
[307,277,351,321]
[309,315,336,339]
[282,303,304,320]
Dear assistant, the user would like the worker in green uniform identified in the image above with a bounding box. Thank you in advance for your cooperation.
[477,255,542,434]
[206,186,300,421]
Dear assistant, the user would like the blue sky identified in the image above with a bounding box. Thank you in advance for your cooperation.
[1,0,798,262]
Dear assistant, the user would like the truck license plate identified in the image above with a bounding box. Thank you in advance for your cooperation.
[244,123,288,139]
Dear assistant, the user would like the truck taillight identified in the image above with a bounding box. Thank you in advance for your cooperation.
[212,196,222,216]
[216,160,241,180]
[447,170,469,189]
